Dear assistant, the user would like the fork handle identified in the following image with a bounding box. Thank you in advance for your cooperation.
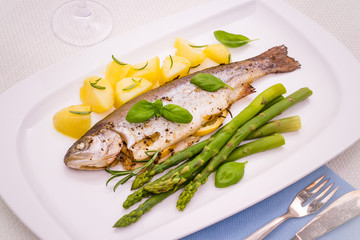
[244,212,293,240]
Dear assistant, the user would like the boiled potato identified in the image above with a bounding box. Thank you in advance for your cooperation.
[126,56,161,86]
[174,38,206,67]
[80,76,114,113]
[160,55,191,85]
[105,61,132,90]
[203,44,231,64]
[189,57,218,74]
[53,105,92,139]
[114,77,153,108]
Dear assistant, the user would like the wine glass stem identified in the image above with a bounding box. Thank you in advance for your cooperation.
[74,0,91,18]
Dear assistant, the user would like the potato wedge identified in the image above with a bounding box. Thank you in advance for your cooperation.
[80,76,114,113]
[203,44,231,64]
[160,55,191,85]
[114,77,153,108]
[53,105,92,139]
[189,57,218,74]
[174,38,206,67]
[126,56,161,86]
[105,61,132,90]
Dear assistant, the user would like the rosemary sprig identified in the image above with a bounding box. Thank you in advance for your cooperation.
[169,55,173,70]
[134,62,148,70]
[69,110,92,115]
[106,150,159,191]
[122,78,142,91]
[90,78,106,90]
[187,64,201,74]
[112,55,127,65]
[188,44,208,48]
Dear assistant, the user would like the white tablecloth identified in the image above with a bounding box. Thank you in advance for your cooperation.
[1,0,359,239]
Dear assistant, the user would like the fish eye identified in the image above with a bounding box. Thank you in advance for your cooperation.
[76,142,85,150]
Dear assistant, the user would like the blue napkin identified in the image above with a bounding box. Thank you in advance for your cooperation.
[182,166,360,240]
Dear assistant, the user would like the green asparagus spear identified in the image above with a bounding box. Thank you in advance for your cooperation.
[115,165,204,228]
[245,115,301,140]
[177,87,313,210]
[114,187,175,227]
[226,133,285,162]
[124,160,193,209]
[144,83,287,194]
[114,134,285,227]
[259,95,284,113]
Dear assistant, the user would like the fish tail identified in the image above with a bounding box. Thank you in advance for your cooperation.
[251,45,301,73]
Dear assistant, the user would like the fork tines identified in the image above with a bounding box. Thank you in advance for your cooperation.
[298,174,339,210]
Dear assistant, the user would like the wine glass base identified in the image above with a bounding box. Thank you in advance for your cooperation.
[52,1,113,46]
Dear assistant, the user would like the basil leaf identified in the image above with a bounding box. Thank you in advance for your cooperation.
[190,73,233,92]
[153,99,163,117]
[214,30,258,48]
[126,100,155,123]
[160,104,193,124]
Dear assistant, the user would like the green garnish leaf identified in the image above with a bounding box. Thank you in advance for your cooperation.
[214,30,258,48]
[126,99,193,124]
[122,78,142,91]
[69,110,92,115]
[215,161,247,188]
[134,62,148,70]
[169,55,173,70]
[228,53,231,64]
[90,78,106,90]
[190,73,233,92]
[160,104,193,124]
[153,99,163,117]
[112,55,127,65]
[188,44,208,48]
[126,100,156,123]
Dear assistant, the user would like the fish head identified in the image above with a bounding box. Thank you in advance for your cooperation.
[64,129,123,170]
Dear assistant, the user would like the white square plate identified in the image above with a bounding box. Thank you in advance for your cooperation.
[1,0,359,239]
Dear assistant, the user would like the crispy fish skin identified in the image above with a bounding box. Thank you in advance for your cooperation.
[64,45,300,170]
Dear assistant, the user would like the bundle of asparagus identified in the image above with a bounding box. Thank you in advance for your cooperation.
[109,83,312,227]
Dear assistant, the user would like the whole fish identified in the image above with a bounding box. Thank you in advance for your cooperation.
[64,45,300,170]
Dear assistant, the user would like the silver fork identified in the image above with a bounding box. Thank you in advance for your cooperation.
[244,175,338,240]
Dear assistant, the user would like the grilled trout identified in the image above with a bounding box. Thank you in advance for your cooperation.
[64,45,300,170]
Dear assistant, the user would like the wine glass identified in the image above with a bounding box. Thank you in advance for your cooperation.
[51,0,113,46]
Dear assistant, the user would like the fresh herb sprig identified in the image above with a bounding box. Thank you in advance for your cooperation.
[188,44,208,48]
[106,150,159,191]
[214,30,258,48]
[169,55,173,70]
[126,99,193,124]
[190,73,233,92]
[112,55,127,65]
[122,78,142,91]
[69,110,92,115]
[134,62,148,70]
[90,78,106,90]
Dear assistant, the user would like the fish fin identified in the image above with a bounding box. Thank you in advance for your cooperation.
[254,45,301,73]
